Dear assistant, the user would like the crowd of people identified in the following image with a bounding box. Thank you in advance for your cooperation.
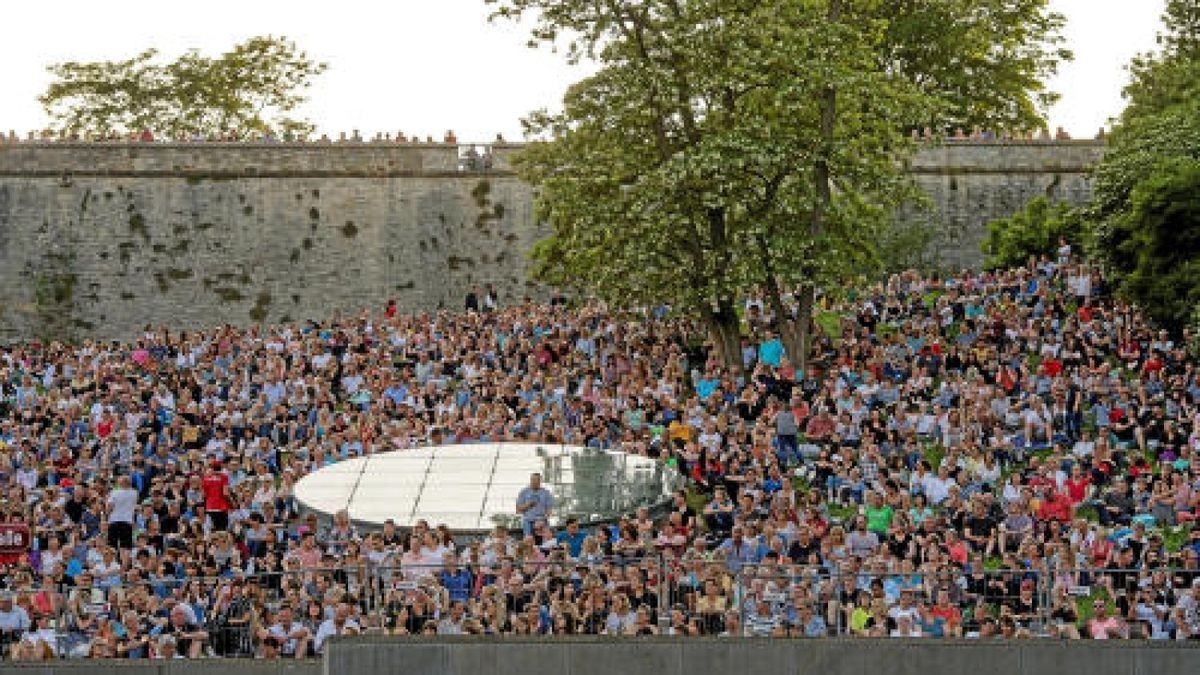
[0,129,506,145]
[0,250,1198,661]
[2,127,1099,145]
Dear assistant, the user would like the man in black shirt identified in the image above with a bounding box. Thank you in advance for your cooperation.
[964,501,997,556]
[787,527,820,565]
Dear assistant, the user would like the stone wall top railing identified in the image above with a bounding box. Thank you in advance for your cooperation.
[0,139,1102,178]
[0,141,533,176]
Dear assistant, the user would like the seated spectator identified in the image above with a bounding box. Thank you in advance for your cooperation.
[1086,601,1127,640]
[260,605,310,659]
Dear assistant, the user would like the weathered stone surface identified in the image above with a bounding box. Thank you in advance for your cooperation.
[906,141,1104,269]
[0,140,1104,341]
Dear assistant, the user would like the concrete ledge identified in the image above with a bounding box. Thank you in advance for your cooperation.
[0,660,320,675]
[325,637,1200,675]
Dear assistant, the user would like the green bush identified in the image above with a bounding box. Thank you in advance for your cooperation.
[981,196,1084,270]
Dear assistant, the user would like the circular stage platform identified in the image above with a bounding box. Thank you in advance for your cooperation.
[293,443,685,532]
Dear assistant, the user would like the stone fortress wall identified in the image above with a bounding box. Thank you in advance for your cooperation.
[906,141,1105,267]
[0,140,1105,341]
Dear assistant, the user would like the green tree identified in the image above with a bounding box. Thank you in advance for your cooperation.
[981,196,1084,270]
[40,36,326,139]
[869,0,1071,133]
[1113,159,1200,332]
[493,0,931,367]
[492,0,1069,367]
[1088,0,1200,330]
[1119,0,1200,124]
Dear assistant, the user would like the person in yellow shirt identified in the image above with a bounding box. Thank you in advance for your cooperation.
[668,418,694,445]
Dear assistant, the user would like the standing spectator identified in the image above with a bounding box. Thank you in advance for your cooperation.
[201,459,232,532]
[516,473,553,536]
[774,402,799,467]
[483,284,499,312]
[105,475,138,550]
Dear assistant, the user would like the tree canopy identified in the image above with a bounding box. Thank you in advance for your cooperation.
[40,36,326,139]
[492,0,934,365]
[491,0,1070,366]
[870,0,1070,133]
[1115,159,1200,333]
[1087,0,1200,331]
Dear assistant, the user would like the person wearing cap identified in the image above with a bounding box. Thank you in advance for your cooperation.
[151,604,209,658]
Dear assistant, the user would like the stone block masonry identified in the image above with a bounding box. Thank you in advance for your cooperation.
[0,141,1104,342]
[0,144,542,342]
[906,141,1105,268]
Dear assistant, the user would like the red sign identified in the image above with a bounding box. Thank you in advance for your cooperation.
[0,524,31,555]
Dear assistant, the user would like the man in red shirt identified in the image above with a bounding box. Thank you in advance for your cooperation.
[1039,356,1063,378]
[1037,487,1072,525]
[201,460,233,531]
[1064,465,1092,507]
[927,589,962,637]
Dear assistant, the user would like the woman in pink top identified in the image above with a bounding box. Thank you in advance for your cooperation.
[1087,601,1126,639]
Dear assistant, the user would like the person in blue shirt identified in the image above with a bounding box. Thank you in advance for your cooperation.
[716,525,760,573]
[758,331,785,368]
[438,552,474,604]
[516,473,554,536]
[794,604,828,637]
[695,374,719,400]
[555,518,588,559]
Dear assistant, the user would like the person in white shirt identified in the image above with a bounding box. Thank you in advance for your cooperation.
[0,591,30,639]
[313,604,359,654]
[262,605,310,659]
[923,466,954,505]
[106,475,138,550]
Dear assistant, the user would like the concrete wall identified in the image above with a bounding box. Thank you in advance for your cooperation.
[0,141,1104,342]
[323,637,1200,675]
[0,660,319,675]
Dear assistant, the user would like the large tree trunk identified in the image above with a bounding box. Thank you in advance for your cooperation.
[796,284,816,373]
[703,298,742,370]
[756,234,802,365]
[799,0,841,374]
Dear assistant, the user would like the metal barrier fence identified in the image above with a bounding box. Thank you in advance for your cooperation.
[2,557,1196,661]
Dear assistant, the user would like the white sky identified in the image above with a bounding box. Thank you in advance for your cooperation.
[0,0,1167,141]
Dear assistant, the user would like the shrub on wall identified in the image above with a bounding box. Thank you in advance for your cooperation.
[981,196,1084,270]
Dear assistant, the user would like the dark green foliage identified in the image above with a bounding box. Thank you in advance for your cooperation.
[1114,159,1200,332]
[1086,0,1200,333]
[982,196,1083,270]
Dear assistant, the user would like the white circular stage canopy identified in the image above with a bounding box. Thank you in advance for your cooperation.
[294,443,686,532]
